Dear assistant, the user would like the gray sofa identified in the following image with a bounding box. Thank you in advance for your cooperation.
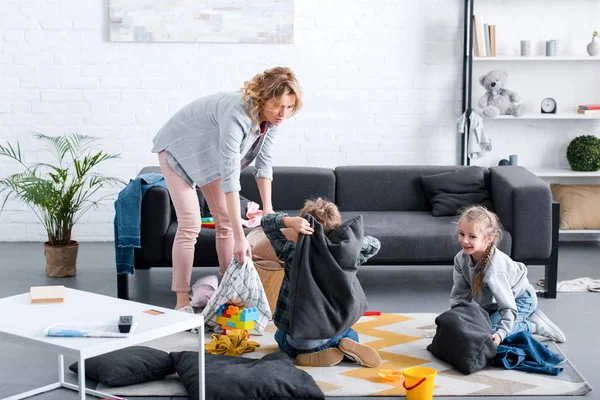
[118,165,558,299]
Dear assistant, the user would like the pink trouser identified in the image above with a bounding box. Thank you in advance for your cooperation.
[158,152,233,292]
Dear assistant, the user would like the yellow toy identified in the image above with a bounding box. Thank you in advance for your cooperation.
[377,369,403,382]
[215,304,260,338]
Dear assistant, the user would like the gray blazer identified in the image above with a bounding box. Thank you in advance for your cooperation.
[151,91,276,193]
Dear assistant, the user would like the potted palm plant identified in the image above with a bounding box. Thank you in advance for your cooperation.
[0,133,123,277]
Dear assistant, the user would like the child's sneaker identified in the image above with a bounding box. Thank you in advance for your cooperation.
[338,338,382,368]
[529,309,566,343]
[295,348,345,367]
[176,305,199,333]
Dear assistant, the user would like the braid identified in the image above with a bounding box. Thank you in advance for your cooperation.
[472,244,494,296]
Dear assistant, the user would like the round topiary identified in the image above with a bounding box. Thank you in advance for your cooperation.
[566,135,600,171]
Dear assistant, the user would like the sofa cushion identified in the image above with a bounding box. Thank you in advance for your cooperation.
[340,211,511,263]
[420,167,494,217]
[68,346,174,387]
[240,166,336,211]
[550,183,600,230]
[335,166,465,212]
[170,351,325,400]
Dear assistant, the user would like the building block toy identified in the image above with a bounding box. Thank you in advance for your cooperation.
[215,304,260,337]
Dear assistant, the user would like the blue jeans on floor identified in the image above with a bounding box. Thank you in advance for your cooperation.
[490,285,537,336]
[275,328,359,359]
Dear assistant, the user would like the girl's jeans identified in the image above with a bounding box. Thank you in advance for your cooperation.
[275,328,359,359]
[490,285,538,336]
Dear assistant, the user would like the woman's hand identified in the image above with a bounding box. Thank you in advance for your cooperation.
[233,236,252,264]
[283,216,314,235]
[491,333,502,346]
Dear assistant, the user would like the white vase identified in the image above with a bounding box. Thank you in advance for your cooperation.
[587,36,600,56]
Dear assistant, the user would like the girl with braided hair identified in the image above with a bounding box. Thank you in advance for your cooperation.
[152,67,302,314]
[450,205,566,345]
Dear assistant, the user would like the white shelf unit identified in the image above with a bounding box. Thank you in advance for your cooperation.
[529,168,600,237]
[474,56,600,61]
[490,113,600,120]
[529,167,600,177]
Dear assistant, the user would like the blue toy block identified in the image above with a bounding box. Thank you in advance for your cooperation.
[240,307,259,322]
[226,321,236,328]
[216,304,226,317]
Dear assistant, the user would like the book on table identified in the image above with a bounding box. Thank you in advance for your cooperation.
[44,321,138,338]
[30,285,65,304]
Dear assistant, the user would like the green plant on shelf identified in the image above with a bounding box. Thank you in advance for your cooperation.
[566,135,600,172]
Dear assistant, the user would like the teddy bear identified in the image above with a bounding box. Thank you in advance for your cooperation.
[478,69,525,118]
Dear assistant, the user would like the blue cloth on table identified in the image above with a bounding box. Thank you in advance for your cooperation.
[494,331,564,375]
[114,173,167,275]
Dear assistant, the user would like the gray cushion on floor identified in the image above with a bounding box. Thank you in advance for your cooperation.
[170,351,325,400]
[427,302,497,374]
[421,167,494,217]
[69,346,174,387]
[340,211,511,263]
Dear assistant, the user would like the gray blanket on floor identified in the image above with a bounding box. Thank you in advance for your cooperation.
[288,215,367,340]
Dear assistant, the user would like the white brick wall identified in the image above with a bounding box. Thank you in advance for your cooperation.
[1,0,596,242]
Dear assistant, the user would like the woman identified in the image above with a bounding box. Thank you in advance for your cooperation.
[151,67,303,313]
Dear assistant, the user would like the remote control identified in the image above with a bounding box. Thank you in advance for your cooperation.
[118,315,133,333]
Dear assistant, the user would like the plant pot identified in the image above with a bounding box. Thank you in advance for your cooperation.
[44,241,78,277]
[587,36,600,56]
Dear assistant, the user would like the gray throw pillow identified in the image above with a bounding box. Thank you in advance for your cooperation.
[427,303,497,374]
[420,167,494,216]
[170,351,325,400]
[69,346,174,387]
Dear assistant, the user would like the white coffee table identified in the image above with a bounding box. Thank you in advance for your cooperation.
[0,288,205,400]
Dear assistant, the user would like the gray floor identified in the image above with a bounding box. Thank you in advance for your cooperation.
[0,241,598,400]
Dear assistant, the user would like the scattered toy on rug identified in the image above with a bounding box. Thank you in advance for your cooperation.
[215,304,260,338]
[377,369,403,382]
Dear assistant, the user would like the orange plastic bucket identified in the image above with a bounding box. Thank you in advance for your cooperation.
[402,367,437,400]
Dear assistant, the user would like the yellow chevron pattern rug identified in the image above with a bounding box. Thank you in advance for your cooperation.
[244,313,591,397]
[98,313,592,397]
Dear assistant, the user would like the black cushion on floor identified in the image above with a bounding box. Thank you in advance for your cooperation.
[420,166,494,217]
[69,346,174,387]
[170,351,325,400]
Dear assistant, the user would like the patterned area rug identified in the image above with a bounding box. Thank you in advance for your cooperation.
[97,313,592,397]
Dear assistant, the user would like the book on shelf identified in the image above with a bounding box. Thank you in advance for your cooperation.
[30,285,65,304]
[489,25,496,56]
[579,104,600,110]
[44,321,138,338]
[484,23,491,57]
[472,16,496,57]
[473,14,486,56]
[578,109,600,114]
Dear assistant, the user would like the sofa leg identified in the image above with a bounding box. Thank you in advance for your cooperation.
[544,202,559,299]
[117,274,129,300]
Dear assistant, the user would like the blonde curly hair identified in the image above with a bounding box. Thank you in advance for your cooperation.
[299,197,342,234]
[242,67,303,131]
[457,205,503,296]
